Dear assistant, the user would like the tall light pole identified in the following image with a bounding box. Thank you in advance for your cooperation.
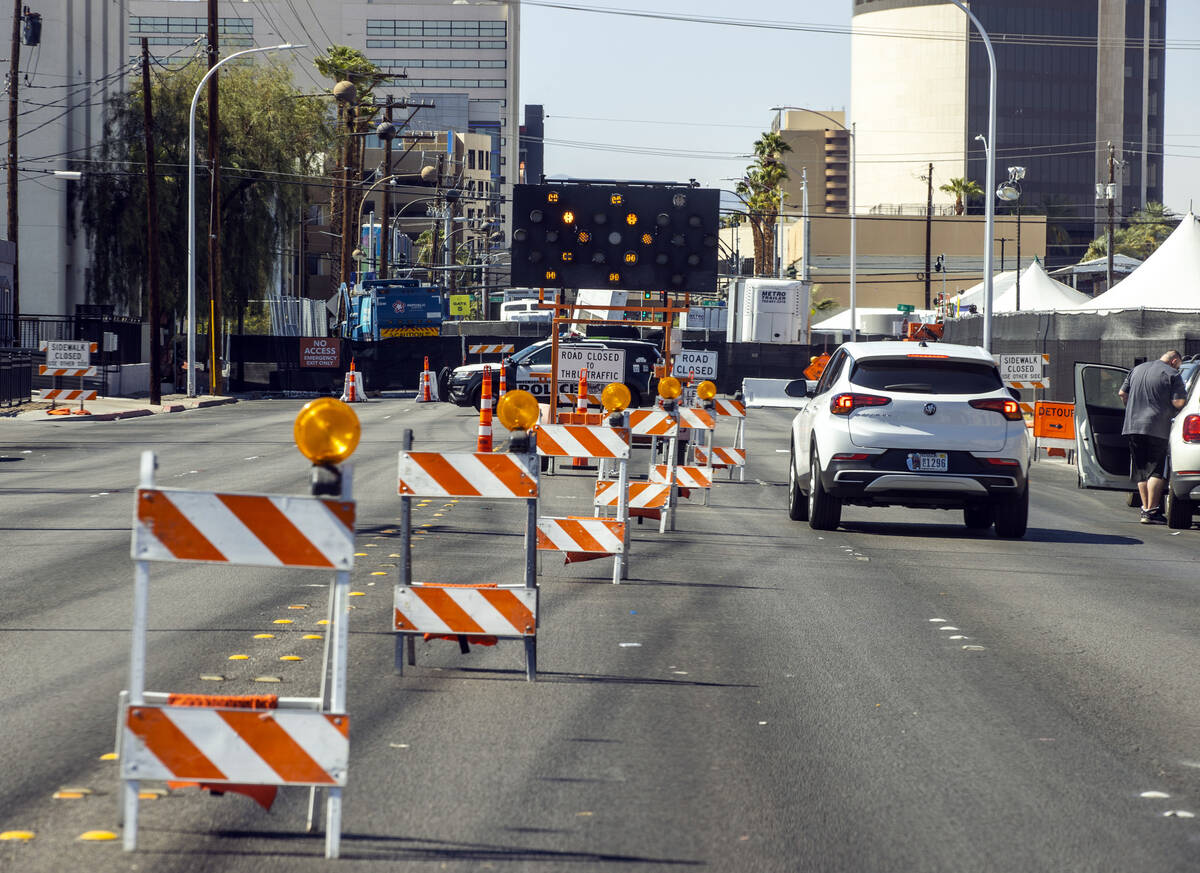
[186,43,302,397]
[770,106,855,339]
[949,0,997,352]
[997,166,1025,309]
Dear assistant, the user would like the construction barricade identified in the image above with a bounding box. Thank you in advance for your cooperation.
[394,427,541,681]
[119,442,357,859]
[705,396,748,482]
[340,360,367,402]
[416,356,438,402]
[1033,400,1076,462]
[535,420,631,583]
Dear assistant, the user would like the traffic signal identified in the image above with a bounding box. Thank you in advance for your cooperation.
[510,183,720,292]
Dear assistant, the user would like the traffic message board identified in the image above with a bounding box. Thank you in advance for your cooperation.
[556,347,624,385]
[672,349,718,379]
[299,337,341,369]
[1033,401,1075,440]
[41,340,94,369]
[996,354,1046,382]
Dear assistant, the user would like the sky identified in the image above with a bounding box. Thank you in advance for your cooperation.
[520,0,1200,216]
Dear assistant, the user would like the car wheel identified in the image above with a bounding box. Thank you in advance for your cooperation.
[994,487,1029,538]
[808,447,841,531]
[1166,488,1193,530]
[963,504,994,530]
[471,386,483,412]
[788,446,809,521]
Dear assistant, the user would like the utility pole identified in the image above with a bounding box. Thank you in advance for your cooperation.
[380,95,393,278]
[7,0,20,344]
[995,237,1011,273]
[141,40,162,405]
[923,162,933,310]
[1107,141,1115,292]
[206,0,221,395]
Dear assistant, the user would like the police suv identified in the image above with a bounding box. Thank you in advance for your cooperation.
[447,337,664,409]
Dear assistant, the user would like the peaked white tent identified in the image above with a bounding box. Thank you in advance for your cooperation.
[954,258,1090,313]
[1078,212,1200,311]
[811,307,937,335]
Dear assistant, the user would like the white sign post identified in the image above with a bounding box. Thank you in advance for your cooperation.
[556,347,625,392]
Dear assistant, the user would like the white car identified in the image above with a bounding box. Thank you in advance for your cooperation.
[786,341,1032,537]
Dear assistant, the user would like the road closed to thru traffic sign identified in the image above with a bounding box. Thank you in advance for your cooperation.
[556,347,624,385]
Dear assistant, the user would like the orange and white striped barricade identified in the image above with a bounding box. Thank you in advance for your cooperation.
[710,397,747,481]
[629,407,679,472]
[469,342,515,360]
[595,479,669,524]
[38,340,98,411]
[535,420,631,582]
[679,406,715,483]
[651,462,715,511]
[120,451,356,859]
[395,429,541,680]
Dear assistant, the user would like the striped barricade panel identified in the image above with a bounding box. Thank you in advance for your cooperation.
[650,464,713,489]
[629,409,678,437]
[695,446,747,468]
[560,390,603,407]
[594,480,670,509]
[556,411,605,425]
[398,452,538,499]
[469,343,515,355]
[678,408,715,430]
[122,705,349,787]
[536,517,625,554]
[39,365,97,377]
[394,583,537,637]
[37,388,98,401]
[535,425,630,459]
[712,398,746,417]
[1006,379,1050,390]
[133,489,356,570]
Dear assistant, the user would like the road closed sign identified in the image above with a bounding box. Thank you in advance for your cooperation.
[1033,401,1075,440]
[996,353,1046,382]
[556,346,625,385]
[673,349,718,379]
[299,337,341,369]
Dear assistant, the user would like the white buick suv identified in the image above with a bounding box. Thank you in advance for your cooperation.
[786,341,1032,537]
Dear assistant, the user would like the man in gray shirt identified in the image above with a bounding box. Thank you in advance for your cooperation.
[1119,349,1187,523]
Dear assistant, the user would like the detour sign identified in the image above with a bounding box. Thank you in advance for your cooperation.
[1033,401,1075,440]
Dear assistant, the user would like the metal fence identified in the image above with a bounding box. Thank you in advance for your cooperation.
[0,350,31,406]
[0,311,143,363]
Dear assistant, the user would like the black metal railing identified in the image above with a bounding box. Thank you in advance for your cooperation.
[0,350,31,406]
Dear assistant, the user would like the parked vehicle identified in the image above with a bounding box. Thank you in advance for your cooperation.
[338,278,446,340]
[447,336,663,410]
[785,341,1031,537]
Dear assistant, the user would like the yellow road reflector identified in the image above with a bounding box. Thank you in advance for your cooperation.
[53,791,86,800]
[354,552,367,557]
[382,528,396,534]
[364,543,378,548]
[138,791,163,800]
[388,553,402,558]
[0,831,34,841]
[432,513,445,517]
[349,591,366,596]
[253,675,282,683]
[99,752,118,761]
[287,604,307,610]
[420,523,432,528]
[228,654,249,661]
[77,830,118,842]
[370,571,387,576]
[317,619,329,625]
[302,634,323,640]
[273,619,293,625]
[279,655,302,661]
[253,634,275,640]
[199,674,224,682]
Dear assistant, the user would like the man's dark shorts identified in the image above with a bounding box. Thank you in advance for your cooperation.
[1129,434,1169,481]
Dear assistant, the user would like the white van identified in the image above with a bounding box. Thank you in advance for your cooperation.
[500,300,551,323]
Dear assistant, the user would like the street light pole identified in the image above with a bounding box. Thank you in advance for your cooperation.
[186,43,302,397]
[949,0,997,352]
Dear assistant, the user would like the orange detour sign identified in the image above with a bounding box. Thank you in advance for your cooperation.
[1033,401,1076,455]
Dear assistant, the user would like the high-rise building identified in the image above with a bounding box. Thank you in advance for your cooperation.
[851,0,1165,264]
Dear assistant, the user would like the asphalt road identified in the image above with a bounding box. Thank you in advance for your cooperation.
[0,398,1197,872]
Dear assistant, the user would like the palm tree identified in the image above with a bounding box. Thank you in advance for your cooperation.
[939,177,984,215]
[735,131,791,276]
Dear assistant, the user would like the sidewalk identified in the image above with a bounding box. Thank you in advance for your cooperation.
[4,394,237,422]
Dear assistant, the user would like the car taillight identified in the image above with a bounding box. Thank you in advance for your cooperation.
[1183,414,1200,443]
[982,457,1020,467]
[830,393,891,415]
[969,398,1024,421]
[831,453,870,461]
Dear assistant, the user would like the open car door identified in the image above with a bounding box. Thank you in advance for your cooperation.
[1074,362,1135,491]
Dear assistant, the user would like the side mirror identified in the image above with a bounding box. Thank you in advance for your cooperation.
[784,379,808,398]
[1008,386,1021,401]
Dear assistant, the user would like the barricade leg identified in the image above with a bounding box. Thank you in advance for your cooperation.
[395,431,413,675]
[523,491,538,682]
[324,787,342,859]
[122,781,140,851]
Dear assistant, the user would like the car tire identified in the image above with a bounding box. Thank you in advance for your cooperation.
[788,447,809,521]
[993,487,1029,539]
[1166,488,1193,530]
[963,504,994,530]
[471,386,483,412]
[808,447,841,531]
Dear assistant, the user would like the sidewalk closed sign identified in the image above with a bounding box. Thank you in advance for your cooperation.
[672,349,718,379]
[299,337,341,369]
[43,340,92,369]
[995,354,1045,381]
[556,347,624,385]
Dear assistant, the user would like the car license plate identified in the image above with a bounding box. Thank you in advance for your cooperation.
[907,452,948,472]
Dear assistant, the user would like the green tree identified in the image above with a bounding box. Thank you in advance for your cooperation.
[735,131,791,276]
[81,60,334,325]
[1083,202,1179,261]
[938,177,984,215]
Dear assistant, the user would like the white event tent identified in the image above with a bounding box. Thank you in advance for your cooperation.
[953,258,1091,313]
[811,307,937,336]
[1077,212,1200,311]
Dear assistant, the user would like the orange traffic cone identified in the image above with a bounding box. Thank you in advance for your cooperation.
[572,369,590,468]
[477,366,493,452]
[498,357,508,399]
[417,356,433,402]
[340,359,365,402]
